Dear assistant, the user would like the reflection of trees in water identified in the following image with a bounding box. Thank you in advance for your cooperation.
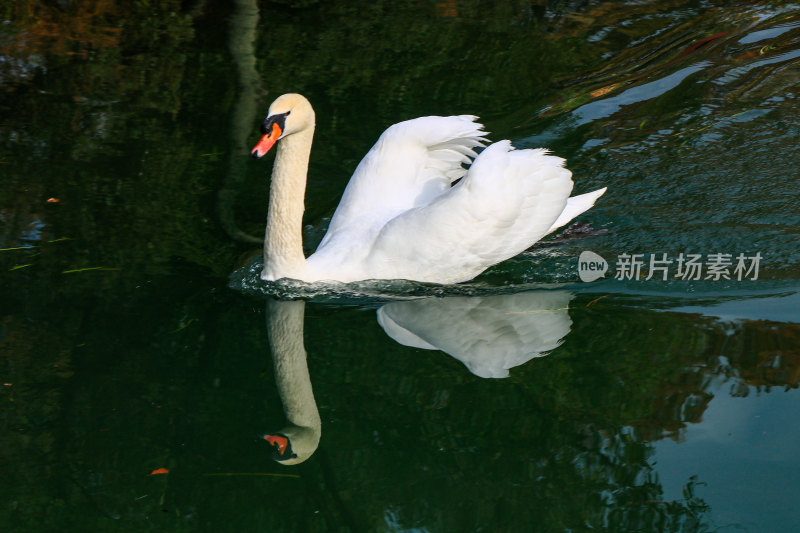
[217,0,266,245]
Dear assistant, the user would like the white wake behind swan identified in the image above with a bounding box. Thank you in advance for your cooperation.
[252,93,606,284]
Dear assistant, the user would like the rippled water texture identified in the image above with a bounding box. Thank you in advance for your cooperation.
[1,1,799,531]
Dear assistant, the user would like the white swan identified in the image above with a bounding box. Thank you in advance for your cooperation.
[252,93,606,284]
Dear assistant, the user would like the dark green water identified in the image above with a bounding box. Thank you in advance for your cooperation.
[2,1,799,531]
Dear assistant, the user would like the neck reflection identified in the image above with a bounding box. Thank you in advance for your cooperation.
[263,299,320,465]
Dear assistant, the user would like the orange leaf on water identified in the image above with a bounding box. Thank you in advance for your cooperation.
[149,468,169,475]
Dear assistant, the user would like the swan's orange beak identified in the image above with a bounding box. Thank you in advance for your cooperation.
[251,122,282,159]
[263,434,289,455]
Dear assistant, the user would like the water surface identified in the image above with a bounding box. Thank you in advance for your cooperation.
[1,1,799,531]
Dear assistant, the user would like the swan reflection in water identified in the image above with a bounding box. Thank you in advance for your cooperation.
[378,291,573,379]
[262,290,574,464]
[262,300,321,465]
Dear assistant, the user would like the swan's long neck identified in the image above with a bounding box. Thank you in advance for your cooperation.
[263,126,314,280]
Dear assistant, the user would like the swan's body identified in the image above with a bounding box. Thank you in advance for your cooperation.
[253,94,606,284]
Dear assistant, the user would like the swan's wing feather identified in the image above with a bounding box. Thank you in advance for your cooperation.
[363,141,574,284]
[318,116,486,247]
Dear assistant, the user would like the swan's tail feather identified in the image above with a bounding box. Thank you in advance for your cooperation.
[544,187,607,235]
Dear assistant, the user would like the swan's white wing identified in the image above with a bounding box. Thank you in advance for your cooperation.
[361,141,574,284]
[317,115,486,249]
[377,291,574,378]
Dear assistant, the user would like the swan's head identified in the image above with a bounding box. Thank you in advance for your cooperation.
[251,93,315,159]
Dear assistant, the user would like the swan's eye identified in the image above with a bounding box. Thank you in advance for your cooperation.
[260,112,289,135]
